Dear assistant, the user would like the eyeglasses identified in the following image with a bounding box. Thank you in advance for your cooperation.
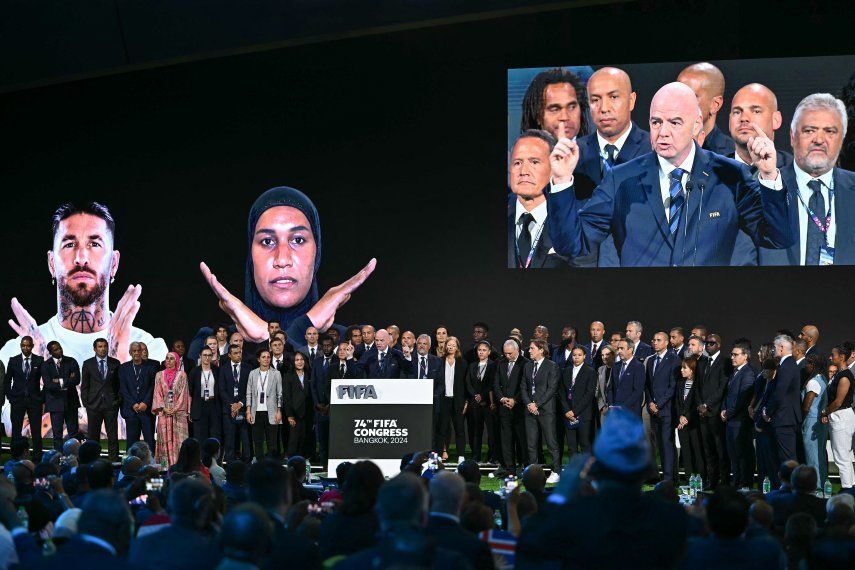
[730,352,744,357]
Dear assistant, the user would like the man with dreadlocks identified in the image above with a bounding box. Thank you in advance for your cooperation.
[520,68,589,142]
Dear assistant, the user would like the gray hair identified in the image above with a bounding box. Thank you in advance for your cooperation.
[627,320,643,332]
[774,335,794,351]
[791,93,848,138]
[416,334,432,347]
[503,339,520,352]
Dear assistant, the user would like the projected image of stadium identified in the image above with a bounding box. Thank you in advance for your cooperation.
[507,57,855,268]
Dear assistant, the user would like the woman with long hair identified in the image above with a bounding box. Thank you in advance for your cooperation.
[822,345,855,489]
[675,356,705,483]
[436,336,468,462]
[801,354,829,484]
[152,352,190,467]
[170,437,210,482]
[318,461,385,559]
[283,351,312,458]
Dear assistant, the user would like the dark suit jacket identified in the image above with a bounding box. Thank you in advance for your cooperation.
[521,358,560,412]
[493,356,528,404]
[547,144,794,266]
[42,357,81,412]
[559,364,596,421]
[702,125,736,156]
[32,535,147,570]
[189,366,220,420]
[551,342,589,370]
[118,361,156,418]
[425,515,494,570]
[608,358,646,415]
[407,352,442,381]
[80,356,120,411]
[634,341,653,361]
[263,513,323,570]
[313,357,358,408]
[354,347,412,379]
[465,360,496,402]
[759,164,855,265]
[645,350,680,417]
[675,377,701,425]
[723,364,755,423]
[680,535,785,570]
[218,360,251,415]
[764,355,802,427]
[283,372,311,418]
[5,354,44,405]
[437,358,468,411]
[768,492,827,530]
[129,524,222,570]
[585,341,606,370]
[507,195,569,269]
[697,353,731,416]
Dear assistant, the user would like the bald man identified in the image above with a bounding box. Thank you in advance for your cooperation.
[678,62,735,156]
[798,325,823,362]
[727,83,795,266]
[545,82,794,266]
[573,67,653,267]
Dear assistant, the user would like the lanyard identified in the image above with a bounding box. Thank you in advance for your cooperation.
[202,371,213,391]
[515,216,546,269]
[796,182,834,236]
[259,370,269,393]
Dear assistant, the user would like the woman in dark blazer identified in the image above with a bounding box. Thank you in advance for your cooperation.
[437,336,469,461]
[282,351,312,458]
[559,347,596,457]
[676,355,705,483]
[465,341,497,463]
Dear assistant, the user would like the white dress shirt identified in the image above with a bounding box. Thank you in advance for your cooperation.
[597,123,633,162]
[201,369,216,400]
[514,197,548,242]
[571,363,583,383]
[793,163,836,265]
[444,360,455,397]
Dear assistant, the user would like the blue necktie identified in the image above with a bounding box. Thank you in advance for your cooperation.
[99,359,106,379]
[23,358,30,378]
[602,144,618,175]
[805,179,826,265]
[668,168,686,235]
[653,355,661,375]
[420,357,427,379]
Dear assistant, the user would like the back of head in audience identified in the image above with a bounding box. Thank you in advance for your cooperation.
[247,459,292,516]
[175,438,202,472]
[522,464,546,493]
[336,461,353,488]
[88,459,114,490]
[79,440,102,465]
[464,483,483,506]
[201,438,221,468]
[591,407,654,484]
[517,491,539,521]
[341,460,385,517]
[707,487,749,538]
[750,500,774,530]
[790,464,817,494]
[227,460,248,486]
[460,503,493,534]
[653,480,679,504]
[778,460,799,489]
[63,438,81,458]
[10,437,29,461]
[77,489,134,556]
[286,455,308,483]
[128,441,152,465]
[375,472,428,531]
[456,460,481,486]
[429,471,465,517]
[221,503,274,565]
[122,456,143,477]
[170,478,215,530]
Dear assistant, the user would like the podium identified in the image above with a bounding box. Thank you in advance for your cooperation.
[328,379,434,477]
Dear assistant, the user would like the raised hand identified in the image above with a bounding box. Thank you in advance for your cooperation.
[306,259,376,332]
[747,122,778,179]
[549,121,580,185]
[200,262,269,342]
[8,298,49,358]
[108,284,142,362]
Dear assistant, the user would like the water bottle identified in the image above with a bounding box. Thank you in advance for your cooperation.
[305,459,312,483]
[688,474,696,497]
[762,476,771,494]
[17,506,28,530]
[824,478,833,498]
[697,475,704,493]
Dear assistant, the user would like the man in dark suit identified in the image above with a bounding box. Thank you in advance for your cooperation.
[670,327,688,358]
[761,335,803,465]
[546,82,793,267]
[4,336,44,457]
[759,93,855,266]
[409,334,442,381]
[608,338,646,416]
[42,341,80,450]
[118,342,156,452]
[767,465,828,531]
[465,341,496,463]
[551,326,588,370]
[645,332,680,481]
[799,325,823,362]
[521,339,561,482]
[625,321,652,361]
[189,347,222,444]
[426,471,494,569]
[80,337,121,461]
[296,325,321,362]
[353,329,412,379]
[586,321,607,370]
[677,62,735,156]
[573,67,653,267]
[494,340,528,476]
[172,338,195,374]
[696,333,731,488]
[721,341,756,488]
[219,343,251,462]
[464,322,499,364]
[507,130,570,269]
[560,347,596,457]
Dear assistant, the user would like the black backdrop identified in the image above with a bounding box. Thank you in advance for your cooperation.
[1,0,853,355]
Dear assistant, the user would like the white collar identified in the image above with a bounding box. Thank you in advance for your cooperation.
[658,142,696,178]
[709,351,719,364]
[780,354,791,363]
[794,161,834,193]
[572,363,583,372]
[534,357,545,365]
[736,363,747,371]
[597,123,633,153]
[78,534,117,556]
[515,196,548,226]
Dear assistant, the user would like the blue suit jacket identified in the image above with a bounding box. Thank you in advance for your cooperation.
[723,364,756,423]
[546,144,794,266]
[118,361,157,419]
[645,350,680,417]
[574,123,653,267]
[551,343,590,370]
[759,164,855,265]
[353,347,413,379]
[701,125,736,156]
[634,341,653,362]
[608,358,645,415]
[765,356,802,428]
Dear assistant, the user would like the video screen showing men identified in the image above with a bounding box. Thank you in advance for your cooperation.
[507,56,855,267]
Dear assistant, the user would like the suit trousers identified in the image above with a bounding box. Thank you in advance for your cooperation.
[651,413,676,481]
[525,408,560,472]
[223,415,251,461]
[11,403,43,456]
[49,409,79,450]
[437,397,466,456]
[316,416,330,464]
[125,412,155,453]
[726,421,755,488]
[699,415,728,488]
[466,401,489,461]
[755,426,779,489]
[564,419,591,457]
[193,400,222,443]
[285,416,307,457]
[86,407,120,459]
[498,405,526,468]
[677,425,705,483]
[773,424,798,464]
[251,412,280,459]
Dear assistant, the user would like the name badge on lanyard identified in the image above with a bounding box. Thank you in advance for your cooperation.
[515,220,546,269]
[259,371,268,404]
[797,183,835,265]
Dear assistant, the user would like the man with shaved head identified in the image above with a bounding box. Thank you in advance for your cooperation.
[546,82,793,266]
[572,67,652,267]
[799,325,823,361]
[678,62,735,156]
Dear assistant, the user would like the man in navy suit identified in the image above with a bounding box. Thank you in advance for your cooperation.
[587,321,607,370]
[760,335,803,465]
[4,336,44,457]
[677,62,735,156]
[218,343,251,461]
[118,342,156,452]
[645,332,680,481]
[670,327,689,358]
[573,67,652,267]
[81,337,121,461]
[352,329,412,379]
[507,131,570,268]
[608,338,645,416]
[721,341,756,488]
[42,340,81,449]
[494,340,529,475]
[521,339,561,483]
[546,82,793,267]
[626,321,653,361]
[759,93,855,265]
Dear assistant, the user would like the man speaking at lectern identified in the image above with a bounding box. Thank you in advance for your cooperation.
[545,82,794,267]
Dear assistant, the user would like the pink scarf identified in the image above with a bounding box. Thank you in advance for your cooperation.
[163,352,181,389]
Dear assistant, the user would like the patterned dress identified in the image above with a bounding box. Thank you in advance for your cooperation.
[153,371,190,466]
